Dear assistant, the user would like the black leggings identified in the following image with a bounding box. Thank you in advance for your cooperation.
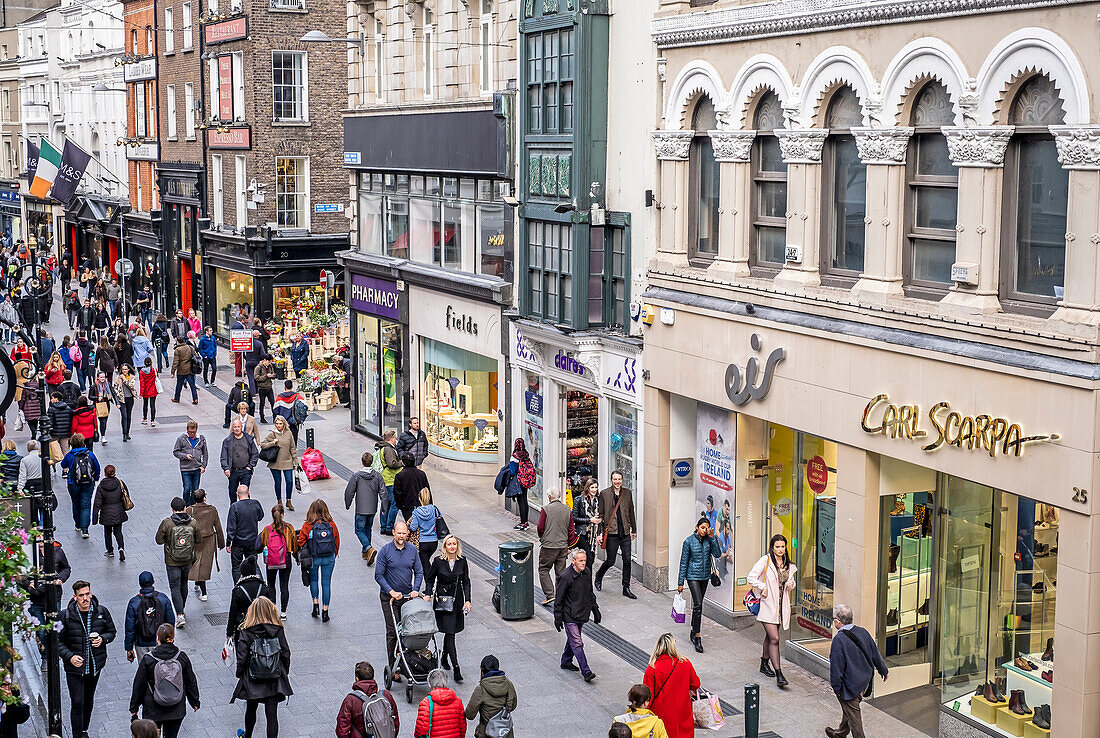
[515,494,529,524]
[103,523,124,553]
[686,579,708,638]
[257,389,275,419]
[442,632,459,668]
[119,397,134,437]
[202,357,217,384]
[266,566,291,612]
[143,396,157,422]
[418,541,437,575]
[244,697,280,738]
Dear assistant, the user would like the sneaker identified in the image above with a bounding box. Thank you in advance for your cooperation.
[119,549,125,561]
[101,438,108,445]
[513,522,526,530]
[204,381,211,387]
[198,594,207,602]
[194,583,201,592]
[193,400,199,405]
[150,421,157,427]
[141,419,147,425]
[280,611,287,620]
[175,614,185,628]
[104,550,114,557]
[81,529,89,539]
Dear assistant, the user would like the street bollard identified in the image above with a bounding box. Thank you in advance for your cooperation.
[745,683,760,738]
[305,427,315,449]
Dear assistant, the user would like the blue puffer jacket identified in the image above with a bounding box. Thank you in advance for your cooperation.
[198,334,219,359]
[678,533,722,586]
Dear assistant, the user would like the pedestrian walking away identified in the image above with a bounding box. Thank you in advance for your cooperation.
[374,431,402,535]
[173,421,209,507]
[393,452,428,523]
[187,488,225,601]
[297,498,339,621]
[343,451,385,564]
[424,534,472,683]
[271,380,308,445]
[222,418,260,507]
[374,519,423,673]
[113,363,138,441]
[69,395,97,451]
[612,684,670,738]
[60,433,101,537]
[413,670,466,738]
[170,336,199,404]
[537,488,575,604]
[594,470,638,599]
[677,516,723,653]
[16,440,45,523]
[232,597,292,738]
[57,579,116,738]
[261,503,298,619]
[224,379,254,429]
[334,661,400,738]
[155,497,198,627]
[16,536,70,657]
[827,604,889,738]
[408,487,442,574]
[395,416,429,466]
[554,548,601,683]
[95,336,116,383]
[91,464,130,559]
[226,556,275,640]
[260,415,299,509]
[0,682,30,738]
[124,571,175,662]
[226,485,266,583]
[138,357,161,426]
[642,634,699,738]
[746,533,798,688]
[128,623,200,738]
[152,314,170,372]
[198,326,219,386]
[464,654,517,738]
[495,438,534,530]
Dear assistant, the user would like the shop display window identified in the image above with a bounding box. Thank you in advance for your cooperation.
[608,401,637,498]
[521,371,544,504]
[215,269,253,334]
[421,338,499,460]
[564,389,598,506]
[880,492,934,669]
[356,314,381,435]
[274,284,345,317]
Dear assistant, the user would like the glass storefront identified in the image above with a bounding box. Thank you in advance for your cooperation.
[880,491,934,670]
[274,283,345,316]
[214,269,255,334]
[421,338,499,461]
[355,312,404,437]
[609,400,638,498]
[564,389,598,507]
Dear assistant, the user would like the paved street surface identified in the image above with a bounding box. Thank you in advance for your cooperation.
[14,302,930,738]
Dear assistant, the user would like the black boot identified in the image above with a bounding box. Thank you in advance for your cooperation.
[452,664,463,684]
[760,658,775,678]
[775,669,789,688]
[322,609,330,623]
[311,603,320,618]
[440,652,450,670]
[693,636,703,654]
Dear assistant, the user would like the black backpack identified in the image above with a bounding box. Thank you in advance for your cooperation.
[72,453,95,484]
[247,636,282,681]
[136,592,164,643]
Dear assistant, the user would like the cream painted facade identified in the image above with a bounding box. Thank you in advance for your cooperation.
[643,1,1100,736]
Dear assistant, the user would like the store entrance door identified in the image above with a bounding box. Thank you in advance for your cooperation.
[180,260,193,314]
[561,389,598,509]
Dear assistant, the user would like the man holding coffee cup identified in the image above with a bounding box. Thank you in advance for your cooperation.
[58,580,116,738]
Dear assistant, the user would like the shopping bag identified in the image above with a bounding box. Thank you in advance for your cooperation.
[672,593,687,624]
[692,688,726,731]
[221,636,235,666]
[300,447,330,481]
[48,440,62,464]
[294,468,311,495]
[154,374,164,394]
[743,589,761,616]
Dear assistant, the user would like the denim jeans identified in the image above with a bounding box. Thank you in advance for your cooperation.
[562,622,591,675]
[174,373,197,402]
[180,469,202,507]
[309,554,335,606]
[166,562,191,615]
[69,482,94,530]
[381,485,398,533]
[354,513,375,552]
[142,309,153,331]
[228,468,254,507]
[271,467,293,502]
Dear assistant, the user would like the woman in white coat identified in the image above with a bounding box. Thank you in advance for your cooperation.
[746,534,797,688]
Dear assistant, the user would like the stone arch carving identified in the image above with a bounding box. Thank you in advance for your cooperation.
[880,38,968,126]
[976,28,1088,125]
[663,60,726,130]
[798,47,875,128]
[727,54,795,129]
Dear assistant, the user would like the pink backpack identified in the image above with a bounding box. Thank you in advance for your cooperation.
[69,344,82,363]
[264,526,288,567]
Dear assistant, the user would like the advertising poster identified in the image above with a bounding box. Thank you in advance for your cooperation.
[696,403,736,611]
[383,348,397,408]
[522,372,544,502]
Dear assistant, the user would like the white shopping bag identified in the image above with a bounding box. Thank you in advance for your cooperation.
[294,468,311,495]
[672,592,687,624]
[222,636,235,667]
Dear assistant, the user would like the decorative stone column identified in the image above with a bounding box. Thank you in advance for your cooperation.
[651,130,694,269]
[939,126,1013,313]
[709,130,755,278]
[850,127,913,302]
[773,129,827,289]
[1050,126,1100,324]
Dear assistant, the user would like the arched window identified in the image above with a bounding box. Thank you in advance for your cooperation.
[1001,75,1067,309]
[751,91,787,268]
[688,97,720,263]
[822,87,866,277]
[905,81,957,294]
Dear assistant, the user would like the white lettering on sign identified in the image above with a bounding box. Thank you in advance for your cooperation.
[351,283,399,311]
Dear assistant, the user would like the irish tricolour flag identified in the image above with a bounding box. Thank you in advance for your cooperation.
[29,138,61,199]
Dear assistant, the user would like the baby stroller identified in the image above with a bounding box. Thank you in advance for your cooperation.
[383,597,441,704]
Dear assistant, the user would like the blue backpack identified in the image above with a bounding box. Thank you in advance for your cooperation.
[309,521,336,557]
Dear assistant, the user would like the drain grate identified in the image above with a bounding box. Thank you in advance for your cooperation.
[204,612,230,626]
[149,414,194,424]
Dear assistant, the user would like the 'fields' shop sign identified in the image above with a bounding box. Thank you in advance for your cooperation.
[350,274,401,320]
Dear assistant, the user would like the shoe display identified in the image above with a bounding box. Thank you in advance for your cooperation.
[1013,656,1035,671]
[1041,670,1052,682]
[1032,705,1051,730]
[886,609,899,626]
[888,544,900,574]
[1009,689,1032,715]
[1042,637,1054,662]
[890,496,906,516]
[982,681,1006,703]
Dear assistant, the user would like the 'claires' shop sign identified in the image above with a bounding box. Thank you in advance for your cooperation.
[554,350,585,376]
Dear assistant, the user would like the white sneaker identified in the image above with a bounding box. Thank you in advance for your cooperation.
[101,438,108,445]
[198,594,207,602]
[175,614,185,628]
[279,611,287,620]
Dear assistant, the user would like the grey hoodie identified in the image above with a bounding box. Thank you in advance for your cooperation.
[344,468,385,516]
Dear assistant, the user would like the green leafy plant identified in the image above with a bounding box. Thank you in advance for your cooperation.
[0,487,37,704]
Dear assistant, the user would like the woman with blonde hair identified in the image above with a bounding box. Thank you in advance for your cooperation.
[260,415,299,510]
[424,534,472,683]
[409,486,442,573]
[296,499,339,621]
[642,633,700,738]
[232,596,292,738]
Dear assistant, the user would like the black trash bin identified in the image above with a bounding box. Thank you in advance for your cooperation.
[498,541,534,621]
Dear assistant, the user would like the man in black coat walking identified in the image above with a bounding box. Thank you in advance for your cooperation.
[395,417,429,466]
[58,580,117,738]
[827,603,889,738]
[553,549,601,683]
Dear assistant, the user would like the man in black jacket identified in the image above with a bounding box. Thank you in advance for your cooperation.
[46,391,74,458]
[225,484,265,583]
[223,379,254,428]
[827,604,888,738]
[58,579,117,738]
[220,419,259,507]
[393,453,429,522]
[553,549,601,683]
[395,417,429,466]
[18,536,71,656]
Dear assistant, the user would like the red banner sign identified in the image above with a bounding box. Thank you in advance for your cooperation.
[204,16,247,45]
[806,455,829,494]
[217,55,233,121]
[207,127,251,150]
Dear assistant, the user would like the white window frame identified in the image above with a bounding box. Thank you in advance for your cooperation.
[211,154,224,225]
[166,84,177,139]
[209,0,218,12]
[164,7,174,53]
[232,52,244,121]
[181,2,193,50]
[146,27,154,56]
[1,90,8,123]
[271,50,308,122]
[135,161,142,210]
[423,12,434,98]
[275,156,310,229]
[479,5,493,95]
[135,83,147,137]
[184,82,195,139]
[235,155,247,228]
[374,19,384,103]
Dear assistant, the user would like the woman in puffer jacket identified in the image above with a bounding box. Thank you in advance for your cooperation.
[414,670,466,738]
[70,396,98,450]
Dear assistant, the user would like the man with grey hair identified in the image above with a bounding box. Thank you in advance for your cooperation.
[537,487,575,605]
[827,604,888,738]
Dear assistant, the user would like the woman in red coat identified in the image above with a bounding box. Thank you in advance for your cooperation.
[414,670,466,738]
[137,356,160,427]
[70,397,98,449]
[642,633,700,738]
